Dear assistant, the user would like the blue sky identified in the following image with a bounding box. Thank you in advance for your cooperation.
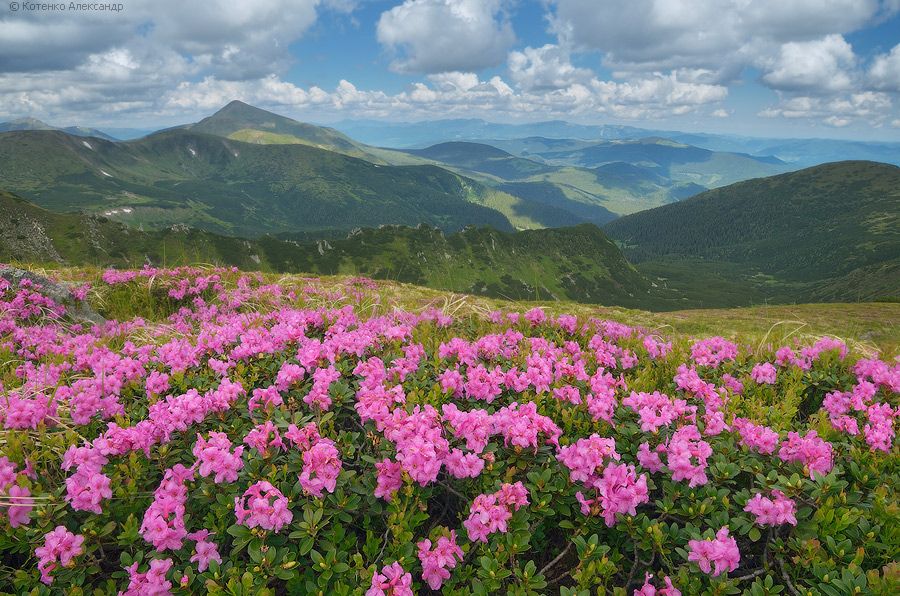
[1,0,899,140]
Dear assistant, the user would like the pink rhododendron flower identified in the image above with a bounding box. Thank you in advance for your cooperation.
[299,439,342,497]
[193,432,244,484]
[666,425,712,487]
[691,337,738,368]
[35,525,84,585]
[778,430,833,479]
[688,527,740,577]
[187,530,221,573]
[248,385,283,412]
[121,558,173,596]
[751,362,777,385]
[3,483,33,528]
[463,482,529,542]
[417,530,464,590]
[635,574,681,595]
[733,418,780,455]
[234,481,292,532]
[374,459,404,501]
[444,448,484,479]
[243,421,284,456]
[366,561,413,596]
[557,434,619,486]
[593,462,649,526]
[744,490,797,526]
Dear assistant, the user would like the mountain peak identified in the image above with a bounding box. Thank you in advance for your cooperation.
[210,100,277,120]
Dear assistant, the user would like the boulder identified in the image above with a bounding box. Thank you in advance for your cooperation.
[0,266,105,325]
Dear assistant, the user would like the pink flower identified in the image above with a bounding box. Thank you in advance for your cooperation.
[6,484,33,527]
[187,530,222,573]
[778,430,833,479]
[193,432,244,484]
[751,362,777,385]
[374,459,404,501]
[557,434,619,486]
[305,365,340,410]
[463,482,529,543]
[444,449,484,479]
[524,307,547,326]
[248,385,283,413]
[744,490,797,526]
[367,561,413,596]
[243,421,284,457]
[234,481,292,532]
[145,371,170,397]
[691,337,738,368]
[688,527,740,577]
[140,465,194,552]
[120,558,173,595]
[35,526,85,585]
[637,442,666,473]
[417,530,464,590]
[733,418,780,455]
[275,362,305,392]
[65,468,112,514]
[594,463,649,526]
[299,440,342,497]
[666,425,712,488]
[635,574,681,595]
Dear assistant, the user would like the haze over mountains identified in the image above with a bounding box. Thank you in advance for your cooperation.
[0,100,897,309]
[334,118,900,168]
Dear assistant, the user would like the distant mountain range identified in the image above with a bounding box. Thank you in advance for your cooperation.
[0,117,118,141]
[605,161,900,305]
[1,102,897,309]
[1,160,897,308]
[0,126,522,236]
[333,118,900,168]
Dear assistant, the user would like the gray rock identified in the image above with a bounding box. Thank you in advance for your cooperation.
[0,266,105,325]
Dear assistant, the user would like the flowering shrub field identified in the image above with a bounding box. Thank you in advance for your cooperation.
[0,266,897,595]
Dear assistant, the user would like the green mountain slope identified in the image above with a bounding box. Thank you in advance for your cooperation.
[183,100,371,157]
[181,100,427,167]
[400,141,701,218]
[0,129,517,236]
[604,161,900,304]
[266,224,651,304]
[0,189,650,307]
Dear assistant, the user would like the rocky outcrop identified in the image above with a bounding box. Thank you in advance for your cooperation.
[0,266,105,324]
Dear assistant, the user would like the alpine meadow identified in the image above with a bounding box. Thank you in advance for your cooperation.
[0,2,898,596]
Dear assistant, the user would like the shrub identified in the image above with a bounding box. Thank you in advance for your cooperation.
[0,267,896,595]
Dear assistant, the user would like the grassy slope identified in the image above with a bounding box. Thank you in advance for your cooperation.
[34,265,900,356]
[605,161,900,304]
[260,224,651,306]
[0,189,651,307]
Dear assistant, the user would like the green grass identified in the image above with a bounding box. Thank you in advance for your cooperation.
[37,265,899,357]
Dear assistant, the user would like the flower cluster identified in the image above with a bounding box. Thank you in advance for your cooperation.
[234,481,292,532]
[687,527,741,577]
[0,267,896,594]
[417,530,464,589]
[463,482,530,542]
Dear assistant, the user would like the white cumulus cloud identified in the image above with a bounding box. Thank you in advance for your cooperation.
[761,35,857,92]
[376,0,515,73]
[507,45,593,91]
[869,43,900,90]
